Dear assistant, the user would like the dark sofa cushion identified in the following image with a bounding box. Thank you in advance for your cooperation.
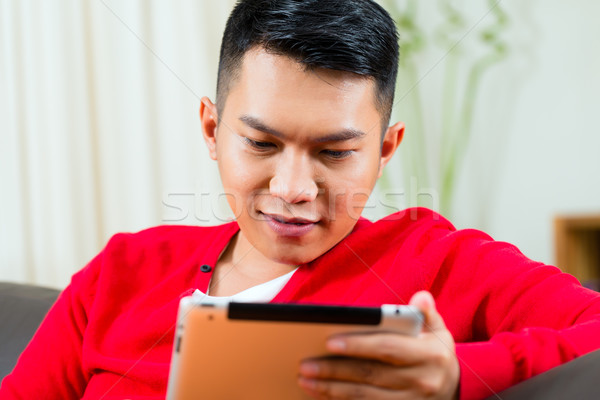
[0,282,60,378]
[485,348,600,399]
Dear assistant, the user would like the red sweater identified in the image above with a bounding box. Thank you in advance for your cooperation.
[2,208,600,400]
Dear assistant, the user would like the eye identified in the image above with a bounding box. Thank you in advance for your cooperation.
[321,149,353,159]
[243,137,276,150]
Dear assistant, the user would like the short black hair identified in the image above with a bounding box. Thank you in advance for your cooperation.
[216,0,399,128]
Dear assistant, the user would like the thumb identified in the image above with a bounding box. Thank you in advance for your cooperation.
[409,290,446,333]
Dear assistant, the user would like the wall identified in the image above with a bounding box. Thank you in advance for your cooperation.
[452,0,600,266]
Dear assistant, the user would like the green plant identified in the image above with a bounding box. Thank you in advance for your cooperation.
[380,0,509,217]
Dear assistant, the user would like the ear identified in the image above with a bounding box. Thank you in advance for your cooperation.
[377,121,405,178]
[200,96,219,160]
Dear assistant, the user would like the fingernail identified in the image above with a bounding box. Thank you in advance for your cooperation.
[327,338,346,351]
[298,376,316,389]
[300,361,319,376]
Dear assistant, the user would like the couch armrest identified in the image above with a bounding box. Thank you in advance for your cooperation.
[485,348,600,399]
[0,282,60,378]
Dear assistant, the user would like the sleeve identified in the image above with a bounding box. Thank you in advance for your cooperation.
[0,254,101,399]
[432,232,600,400]
[456,309,600,400]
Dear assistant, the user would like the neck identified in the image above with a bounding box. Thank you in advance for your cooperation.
[232,230,297,277]
[209,230,296,297]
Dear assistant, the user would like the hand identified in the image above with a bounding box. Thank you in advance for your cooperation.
[297,291,460,399]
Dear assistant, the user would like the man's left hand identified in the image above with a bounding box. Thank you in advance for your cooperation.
[297,291,460,399]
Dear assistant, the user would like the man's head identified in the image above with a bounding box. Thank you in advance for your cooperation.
[200,0,404,266]
[216,0,400,130]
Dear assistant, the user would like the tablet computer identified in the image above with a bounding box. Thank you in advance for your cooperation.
[166,297,423,400]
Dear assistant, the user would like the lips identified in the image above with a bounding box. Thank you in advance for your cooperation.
[265,213,317,224]
[261,212,318,237]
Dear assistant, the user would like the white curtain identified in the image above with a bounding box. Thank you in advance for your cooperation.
[0,0,236,288]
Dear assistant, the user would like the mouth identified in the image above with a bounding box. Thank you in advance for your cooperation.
[260,212,319,237]
[262,212,318,225]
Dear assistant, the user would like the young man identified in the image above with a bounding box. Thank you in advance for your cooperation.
[2,1,600,399]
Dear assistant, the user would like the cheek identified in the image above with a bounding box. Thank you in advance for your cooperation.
[326,181,372,223]
[220,156,255,188]
[323,153,380,222]
[217,145,268,216]
[217,136,260,188]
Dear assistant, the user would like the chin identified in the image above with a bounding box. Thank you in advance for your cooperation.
[266,248,322,266]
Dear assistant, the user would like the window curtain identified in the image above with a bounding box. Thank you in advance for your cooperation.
[0,0,236,288]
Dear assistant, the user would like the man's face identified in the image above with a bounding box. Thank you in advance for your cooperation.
[201,48,402,265]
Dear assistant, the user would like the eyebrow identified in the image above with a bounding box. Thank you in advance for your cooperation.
[238,115,366,143]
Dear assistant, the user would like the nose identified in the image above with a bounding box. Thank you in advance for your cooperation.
[269,153,318,204]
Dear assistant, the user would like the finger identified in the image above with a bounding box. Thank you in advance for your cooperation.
[298,376,409,400]
[299,356,421,390]
[325,332,436,366]
[409,290,446,333]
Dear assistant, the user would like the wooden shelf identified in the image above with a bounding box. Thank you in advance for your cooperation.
[554,214,600,285]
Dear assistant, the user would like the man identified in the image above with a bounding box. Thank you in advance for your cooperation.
[2,1,600,399]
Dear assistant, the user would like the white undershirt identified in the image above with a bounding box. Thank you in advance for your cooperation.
[192,268,298,305]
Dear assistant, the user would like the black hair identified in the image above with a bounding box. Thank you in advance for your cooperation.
[216,0,399,128]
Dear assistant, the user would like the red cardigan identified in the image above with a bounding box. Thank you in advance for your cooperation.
[2,208,600,400]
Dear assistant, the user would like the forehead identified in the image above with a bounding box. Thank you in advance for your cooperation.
[221,48,382,138]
